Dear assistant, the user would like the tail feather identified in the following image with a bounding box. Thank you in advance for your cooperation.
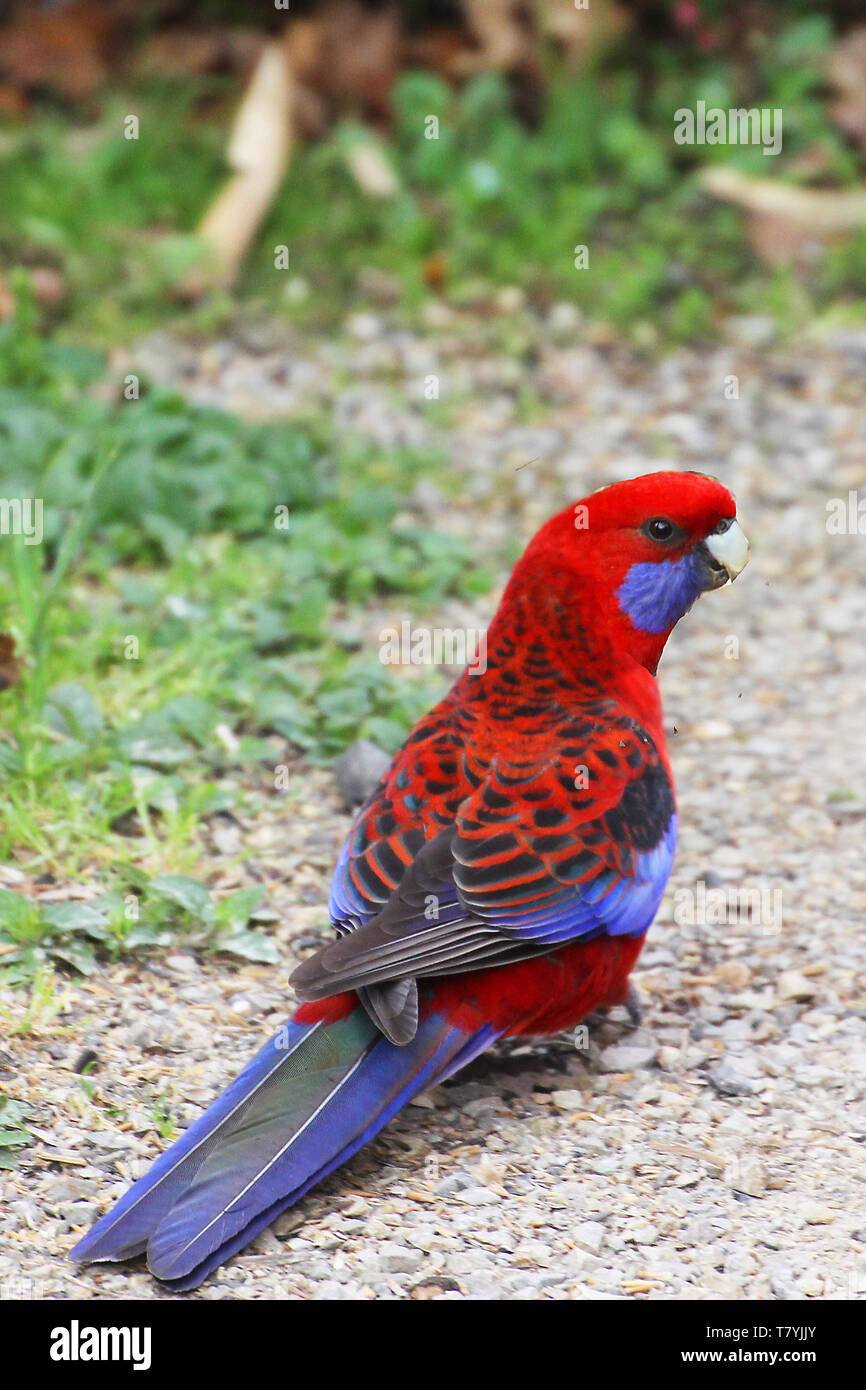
[72,1000,497,1288]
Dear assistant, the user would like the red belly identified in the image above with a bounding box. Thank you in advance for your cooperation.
[425,933,646,1036]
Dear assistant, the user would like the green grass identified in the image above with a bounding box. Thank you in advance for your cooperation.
[0,307,496,985]
[1,17,864,345]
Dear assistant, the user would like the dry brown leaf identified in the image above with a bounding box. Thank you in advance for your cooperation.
[0,277,15,322]
[537,0,630,64]
[137,26,263,80]
[423,254,448,292]
[283,1,401,126]
[462,0,528,71]
[402,27,475,82]
[0,634,21,691]
[0,1,117,101]
[827,26,866,154]
[28,267,66,308]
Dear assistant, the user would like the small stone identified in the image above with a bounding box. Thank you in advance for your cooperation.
[550,1089,586,1111]
[367,1242,424,1275]
[493,286,525,313]
[707,1063,756,1097]
[597,1043,656,1073]
[547,302,583,338]
[211,819,242,855]
[511,1241,551,1268]
[625,1221,659,1246]
[434,1174,467,1197]
[691,719,734,740]
[725,1157,767,1197]
[346,313,382,342]
[802,1204,835,1226]
[165,953,199,974]
[778,970,816,1002]
[572,1221,605,1255]
[728,314,777,349]
[458,1187,499,1206]
[715,961,751,989]
[228,993,256,1017]
[124,1021,155,1049]
[58,1200,100,1226]
[333,739,390,806]
[797,1269,825,1297]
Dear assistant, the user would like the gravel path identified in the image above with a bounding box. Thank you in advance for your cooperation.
[3,307,866,1300]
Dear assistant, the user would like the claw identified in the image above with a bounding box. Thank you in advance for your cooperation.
[623,982,643,1028]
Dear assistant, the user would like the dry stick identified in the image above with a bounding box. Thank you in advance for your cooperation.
[701,166,866,233]
[186,40,295,294]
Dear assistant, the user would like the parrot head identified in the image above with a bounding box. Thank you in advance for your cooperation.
[508,470,749,676]
[595,470,750,634]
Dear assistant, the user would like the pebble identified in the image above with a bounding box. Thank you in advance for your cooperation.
[596,1043,657,1073]
[777,970,816,1002]
[572,1222,606,1255]
[706,1063,757,1097]
[549,1089,586,1111]
[333,739,391,806]
[725,1157,767,1198]
[802,1204,835,1226]
[457,1187,500,1207]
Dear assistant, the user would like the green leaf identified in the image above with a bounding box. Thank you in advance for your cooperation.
[218,930,279,964]
[149,875,214,921]
[46,683,104,740]
[50,940,97,975]
[215,886,266,930]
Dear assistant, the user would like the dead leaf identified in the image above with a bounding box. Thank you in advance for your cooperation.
[28,267,66,308]
[402,27,475,82]
[137,26,263,80]
[462,0,528,71]
[0,277,15,321]
[0,634,21,691]
[423,253,448,291]
[0,1,117,101]
[537,0,630,65]
[283,1,401,127]
[827,27,866,154]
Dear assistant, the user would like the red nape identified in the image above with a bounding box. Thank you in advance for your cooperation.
[422,934,646,1037]
[293,991,357,1026]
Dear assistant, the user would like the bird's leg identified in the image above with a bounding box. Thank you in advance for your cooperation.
[584,981,644,1034]
[622,981,643,1029]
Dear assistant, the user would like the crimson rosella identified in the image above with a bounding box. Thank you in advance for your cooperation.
[72,470,749,1289]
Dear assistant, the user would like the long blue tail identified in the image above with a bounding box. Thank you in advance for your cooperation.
[71,1001,497,1290]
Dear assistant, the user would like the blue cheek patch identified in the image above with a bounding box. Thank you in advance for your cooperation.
[617,555,703,634]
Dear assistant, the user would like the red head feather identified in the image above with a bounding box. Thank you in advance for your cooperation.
[494,470,741,679]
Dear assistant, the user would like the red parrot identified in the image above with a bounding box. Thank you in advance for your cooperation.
[72,470,749,1289]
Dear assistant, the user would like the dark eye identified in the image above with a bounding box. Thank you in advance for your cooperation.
[712,516,734,534]
[644,517,675,542]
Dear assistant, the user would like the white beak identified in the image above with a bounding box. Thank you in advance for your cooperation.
[705,518,750,580]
